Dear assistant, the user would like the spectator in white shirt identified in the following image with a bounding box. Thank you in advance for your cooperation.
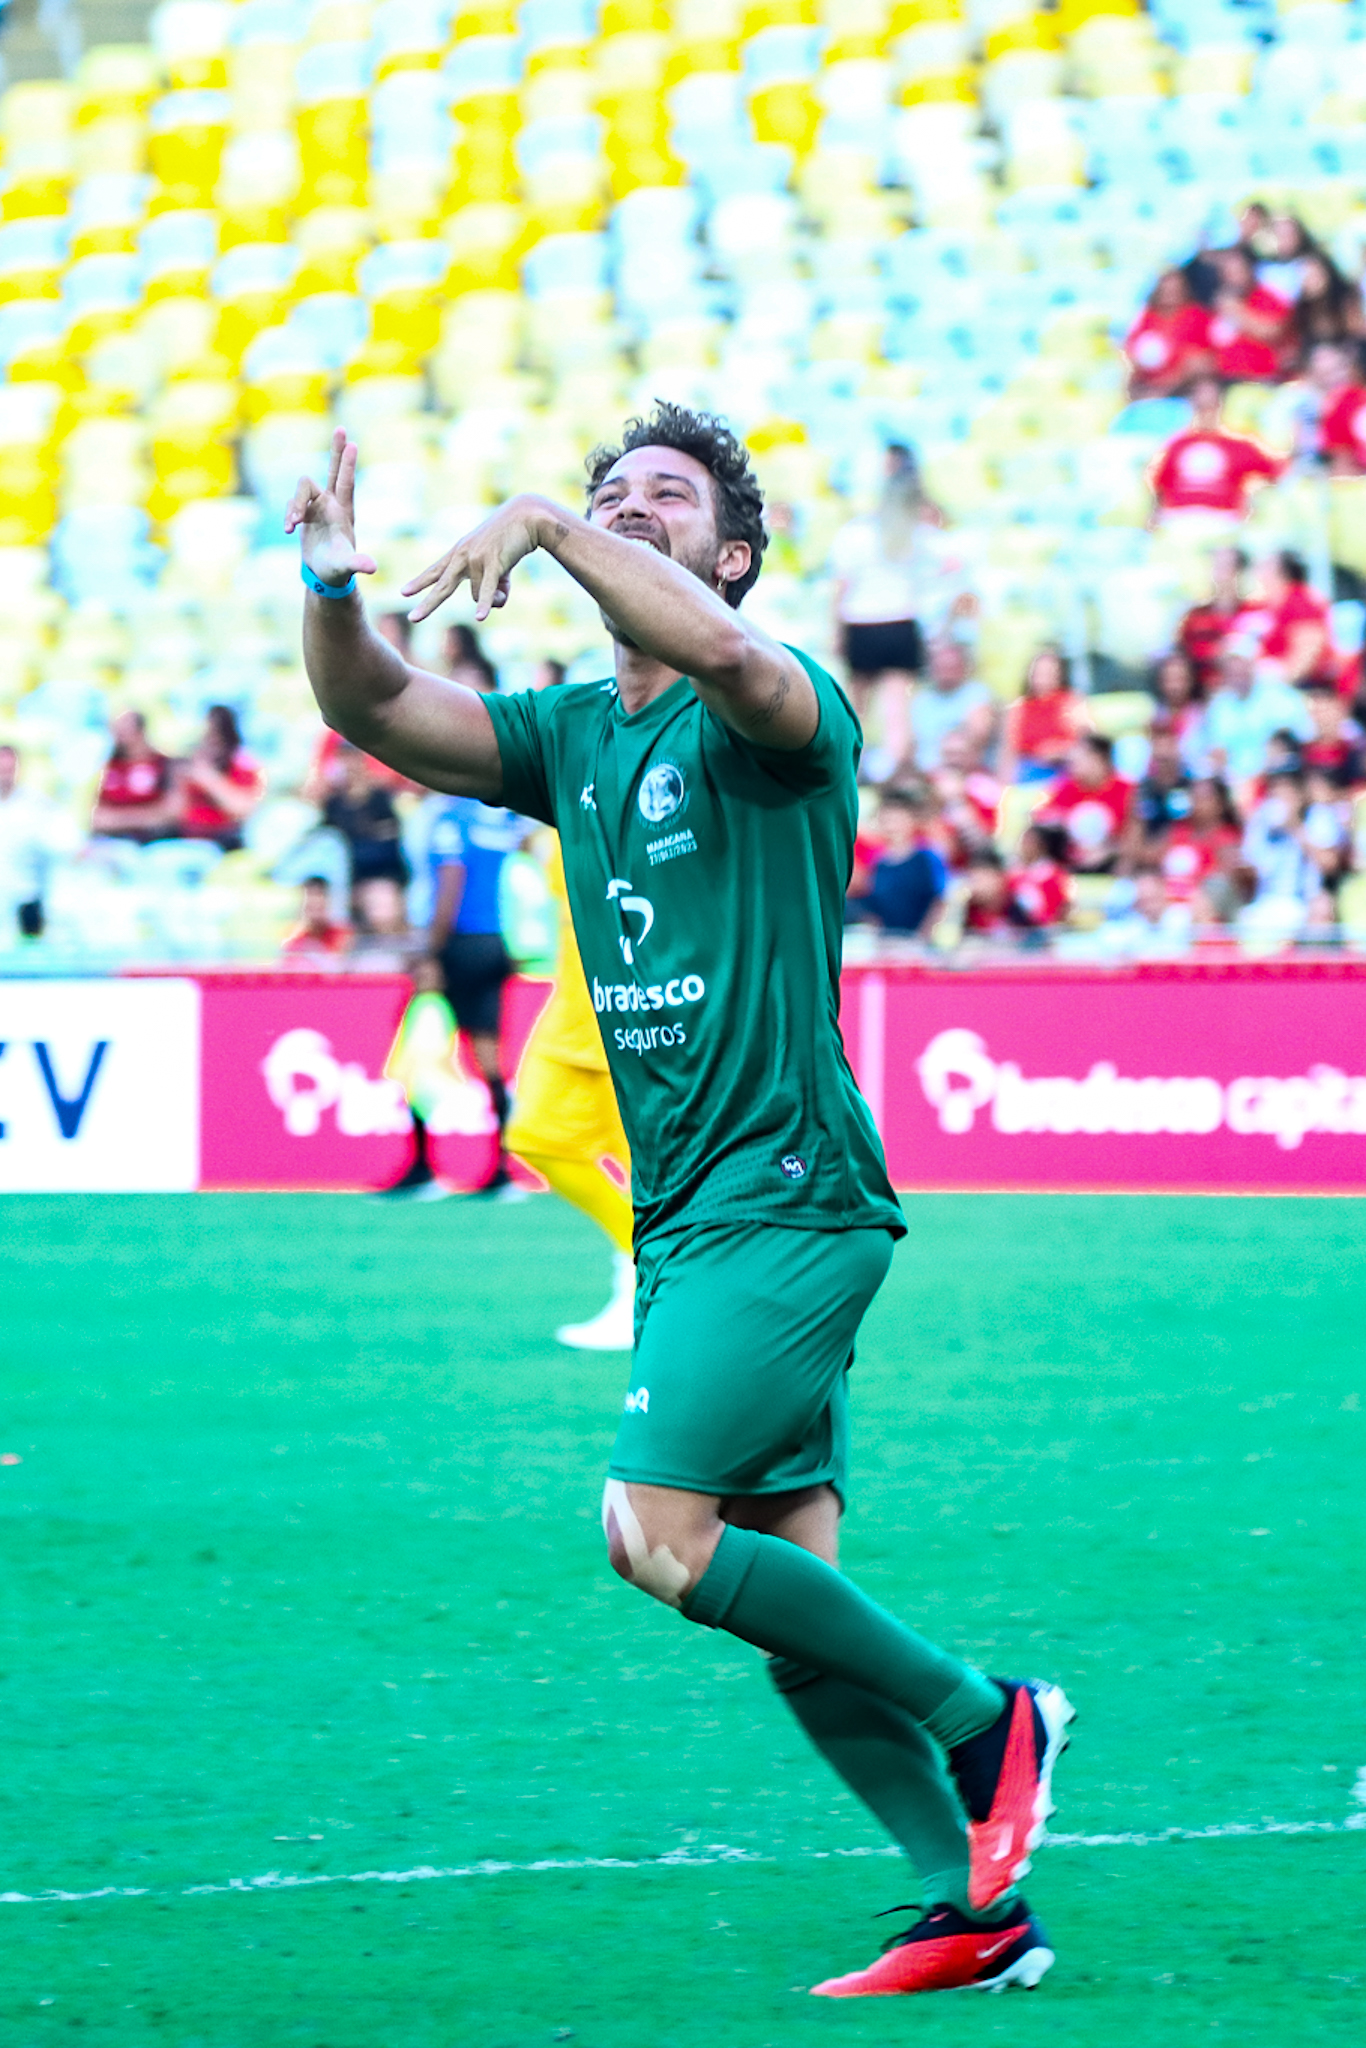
[909,635,997,774]
[830,464,970,779]
[1242,769,1334,931]
[1101,866,1193,957]
[1200,637,1314,789]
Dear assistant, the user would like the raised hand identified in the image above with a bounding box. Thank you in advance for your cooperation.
[401,494,550,624]
[285,428,378,588]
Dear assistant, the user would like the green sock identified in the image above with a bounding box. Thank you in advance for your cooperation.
[684,1525,1002,1749]
[768,1659,1017,1923]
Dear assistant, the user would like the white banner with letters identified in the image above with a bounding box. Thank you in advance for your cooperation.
[0,979,200,1191]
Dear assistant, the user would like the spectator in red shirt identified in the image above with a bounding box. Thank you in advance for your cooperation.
[1175,545,1247,692]
[1038,734,1135,873]
[1150,378,1283,521]
[91,710,178,843]
[281,875,351,960]
[961,849,1022,937]
[999,646,1085,784]
[1008,821,1072,928]
[1290,250,1365,365]
[1124,270,1215,398]
[1239,549,1336,686]
[1207,247,1292,382]
[1158,776,1243,913]
[1300,682,1366,786]
[178,705,265,852]
[1317,347,1366,475]
[932,727,999,866]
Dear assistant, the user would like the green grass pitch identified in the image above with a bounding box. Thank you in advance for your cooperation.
[2,1190,1364,2047]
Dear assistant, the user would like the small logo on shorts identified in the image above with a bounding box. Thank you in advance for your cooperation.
[780,1154,807,1180]
[638,762,685,824]
[623,1386,650,1414]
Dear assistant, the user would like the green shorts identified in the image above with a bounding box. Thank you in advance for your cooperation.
[608,1223,896,1501]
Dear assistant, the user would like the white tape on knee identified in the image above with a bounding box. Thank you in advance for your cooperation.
[601,1479,690,1608]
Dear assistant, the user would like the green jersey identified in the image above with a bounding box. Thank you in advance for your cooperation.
[484,649,905,1249]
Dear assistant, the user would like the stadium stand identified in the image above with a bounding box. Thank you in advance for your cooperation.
[5,0,1366,960]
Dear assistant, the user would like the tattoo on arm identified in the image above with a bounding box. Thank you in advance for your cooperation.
[752,660,791,729]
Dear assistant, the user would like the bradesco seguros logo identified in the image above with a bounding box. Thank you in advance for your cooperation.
[916,1028,1366,1152]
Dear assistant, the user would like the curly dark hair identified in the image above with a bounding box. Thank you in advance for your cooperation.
[584,400,767,607]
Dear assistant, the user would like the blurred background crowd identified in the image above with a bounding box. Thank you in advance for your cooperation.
[6,0,1366,965]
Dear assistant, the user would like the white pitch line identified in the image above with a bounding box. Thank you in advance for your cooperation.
[2,1816,1362,1907]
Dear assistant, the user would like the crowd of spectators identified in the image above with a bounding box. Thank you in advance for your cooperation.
[5,404,1366,963]
[90,705,265,853]
[847,540,1366,954]
[1129,202,1366,524]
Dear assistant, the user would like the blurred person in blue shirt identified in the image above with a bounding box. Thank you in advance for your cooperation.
[856,785,949,939]
[383,794,527,1200]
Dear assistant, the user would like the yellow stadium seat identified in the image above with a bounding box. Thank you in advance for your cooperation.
[59,415,149,510]
[373,0,446,78]
[75,45,159,123]
[63,252,142,353]
[1335,872,1366,942]
[293,206,371,296]
[149,89,230,209]
[68,173,147,260]
[1086,689,1153,739]
[1174,43,1254,98]
[81,329,161,411]
[216,131,301,246]
[147,372,240,520]
[151,1,232,91]
[359,237,447,363]
[138,292,221,378]
[0,383,60,547]
[211,240,296,368]
[0,220,64,304]
[1,83,75,220]
[442,199,526,292]
[1327,477,1366,582]
[296,43,370,208]
[228,22,300,133]
[141,208,218,301]
[891,0,975,110]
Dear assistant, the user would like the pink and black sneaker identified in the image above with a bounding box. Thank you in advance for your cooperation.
[810,1899,1054,1998]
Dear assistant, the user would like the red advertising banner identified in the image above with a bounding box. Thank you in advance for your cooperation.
[90,960,1366,1195]
[197,973,551,1191]
[842,961,1366,1194]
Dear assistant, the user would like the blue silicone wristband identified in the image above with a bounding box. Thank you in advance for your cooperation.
[302,562,357,600]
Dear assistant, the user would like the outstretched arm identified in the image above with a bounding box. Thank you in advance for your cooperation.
[285,431,504,798]
[404,496,819,750]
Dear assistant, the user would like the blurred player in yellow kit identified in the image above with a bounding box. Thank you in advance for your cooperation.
[506,834,635,1349]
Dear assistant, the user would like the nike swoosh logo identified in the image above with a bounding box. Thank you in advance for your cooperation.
[976,1936,1015,1964]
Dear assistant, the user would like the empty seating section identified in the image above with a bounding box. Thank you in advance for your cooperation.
[3,0,1366,956]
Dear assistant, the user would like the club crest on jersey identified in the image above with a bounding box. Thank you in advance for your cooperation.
[780,1154,807,1180]
[637,762,685,825]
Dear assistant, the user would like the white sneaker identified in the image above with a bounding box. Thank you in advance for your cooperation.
[556,1252,636,1350]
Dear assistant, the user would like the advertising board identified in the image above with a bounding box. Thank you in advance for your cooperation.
[848,964,1366,1194]
[0,978,200,1191]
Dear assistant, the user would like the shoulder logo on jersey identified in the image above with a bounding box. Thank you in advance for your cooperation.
[606,876,654,965]
[580,782,597,810]
[637,762,685,825]
[623,1386,650,1414]
[780,1154,807,1180]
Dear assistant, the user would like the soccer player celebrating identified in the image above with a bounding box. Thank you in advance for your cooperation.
[287,405,1073,1998]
